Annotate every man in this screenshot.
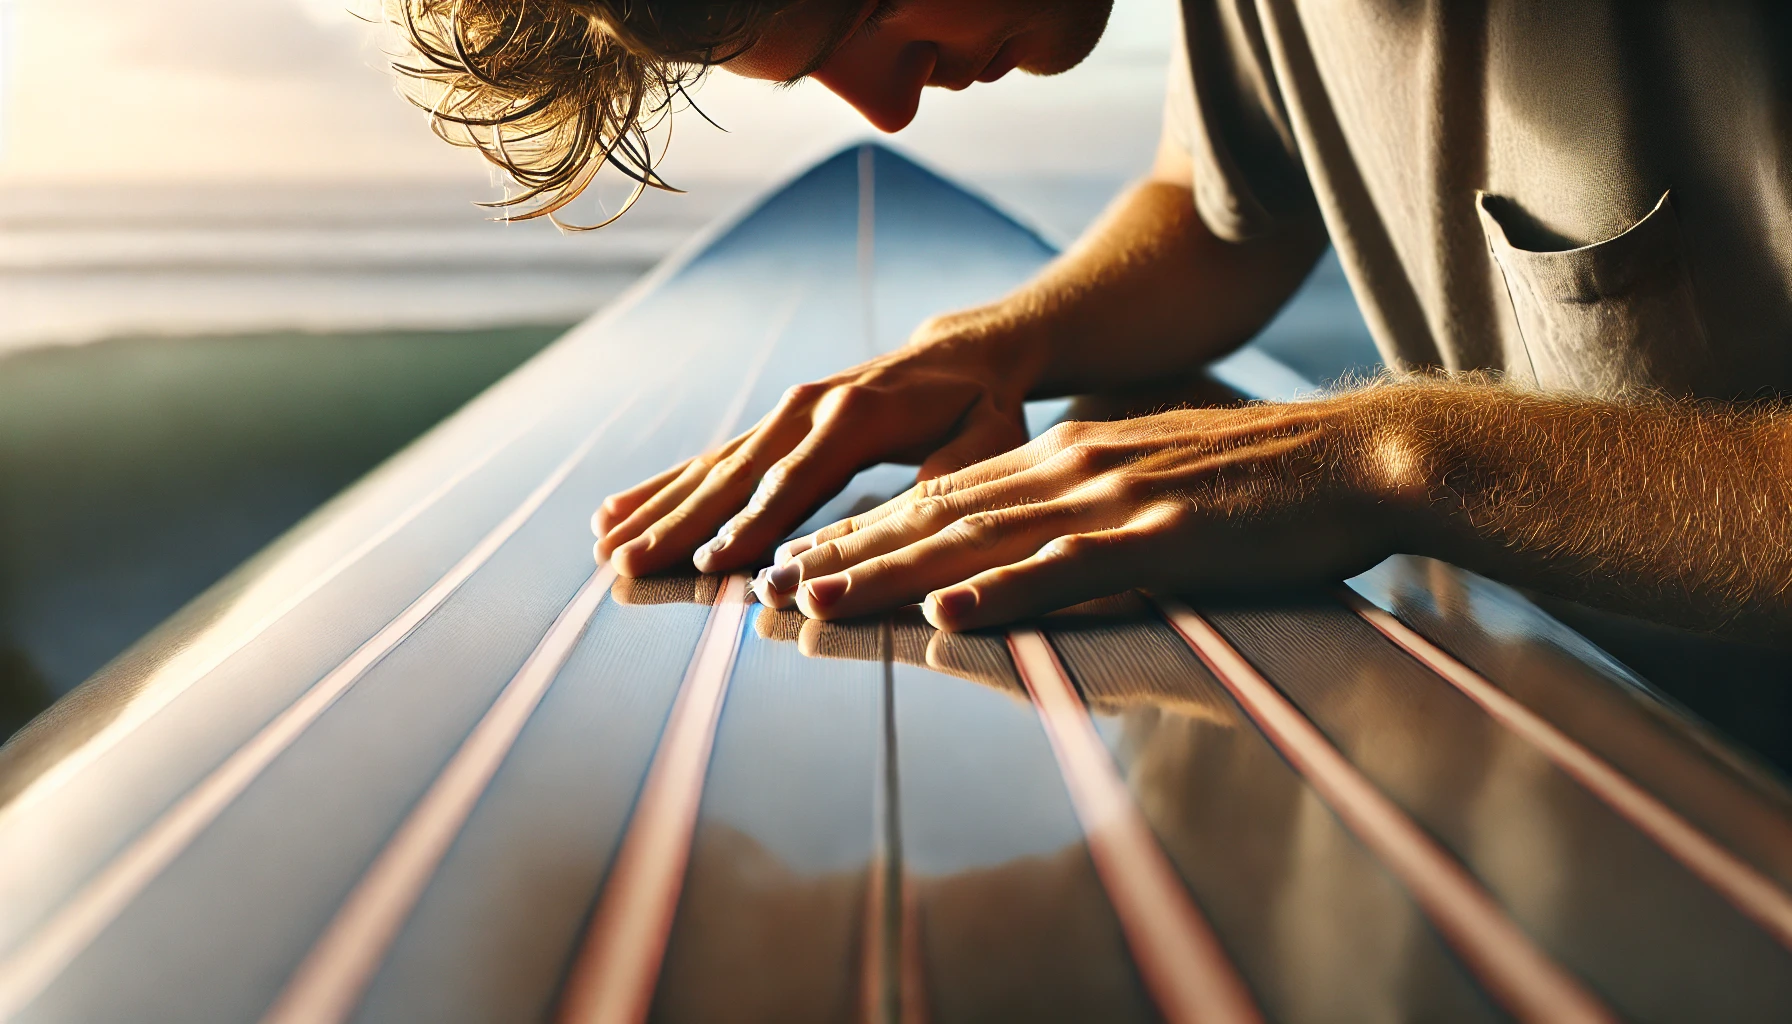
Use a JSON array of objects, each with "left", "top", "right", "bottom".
[{"left": 398, "top": 0, "right": 1791, "bottom": 645}]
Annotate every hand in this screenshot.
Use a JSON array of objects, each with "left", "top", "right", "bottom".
[
  {"left": 753, "top": 394, "right": 1415, "bottom": 630},
  {"left": 593, "top": 309, "right": 1041, "bottom": 577}
]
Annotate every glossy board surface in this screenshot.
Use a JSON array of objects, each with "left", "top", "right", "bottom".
[{"left": 1, "top": 146, "right": 1789, "bottom": 1022}]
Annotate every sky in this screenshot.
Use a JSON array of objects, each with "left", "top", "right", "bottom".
[{"left": 0, "top": 0, "right": 1179, "bottom": 186}]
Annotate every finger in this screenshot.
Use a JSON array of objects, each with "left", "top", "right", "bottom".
[
  {"left": 600, "top": 457, "right": 714, "bottom": 569},
  {"left": 607, "top": 409, "right": 811, "bottom": 574},
  {"left": 593, "top": 457, "right": 691, "bottom": 538},
  {"left": 769, "top": 419, "right": 1101, "bottom": 571},
  {"left": 753, "top": 564, "right": 798, "bottom": 609},
  {"left": 600, "top": 421, "right": 769, "bottom": 547},
  {"left": 770, "top": 497, "right": 899, "bottom": 570},
  {"left": 786, "top": 440, "right": 1127, "bottom": 588},
  {"left": 693, "top": 387, "right": 907, "bottom": 573},
  {"left": 921, "top": 506, "right": 1182, "bottom": 632},
  {"left": 794, "top": 492, "right": 1119, "bottom": 621},
  {"left": 767, "top": 494, "right": 891, "bottom": 569},
  {"left": 916, "top": 397, "right": 1028, "bottom": 480},
  {"left": 635, "top": 412, "right": 823, "bottom": 573},
  {"left": 760, "top": 500, "right": 884, "bottom": 606}
]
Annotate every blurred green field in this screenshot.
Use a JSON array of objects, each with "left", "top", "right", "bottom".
[{"left": 0, "top": 326, "right": 567, "bottom": 739}]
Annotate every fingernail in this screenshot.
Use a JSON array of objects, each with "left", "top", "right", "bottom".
[
  {"left": 775, "top": 536, "right": 815, "bottom": 563},
  {"left": 700, "top": 533, "right": 732, "bottom": 557},
  {"left": 927, "top": 587, "right": 978, "bottom": 623},
  {"left": 802, "top": 574, "right": 849, "bottom": 609},
  {"left": 615, "top": 537, "right": 649, "bottom": 561},
  {"left": 766, "top": 560, "right": 802, "bottom": 592}
]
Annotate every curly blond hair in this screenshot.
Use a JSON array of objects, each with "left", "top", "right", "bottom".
[{"left": 388, "top": 0, "right": 796, "bottom": 226}]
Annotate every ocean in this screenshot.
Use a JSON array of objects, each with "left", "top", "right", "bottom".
[{"left": 0, "top": 172, "right": 1374, "bottom": 358}]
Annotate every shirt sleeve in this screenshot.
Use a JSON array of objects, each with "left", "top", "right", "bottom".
[
  {"left": 1162, "top": 27, "right": 1200, "bottom": 159},
  {"left": 1163, "top": 0, "right": 1317, "bottom": 243}
]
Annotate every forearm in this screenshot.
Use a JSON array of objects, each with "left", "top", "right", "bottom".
[
  {"left": 912, "top": 142, "right": 1327, "bottom": 403},
  {"left": 1371, "top": 381, "right": 1792, "bottom": 642}
]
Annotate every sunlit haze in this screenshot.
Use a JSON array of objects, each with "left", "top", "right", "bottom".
[
  {"left": 0, "top": 0, "right": 1177, "bottom": 186},
  {"left": 0, "top": 0, "right": 1183, "bottom": 350}
]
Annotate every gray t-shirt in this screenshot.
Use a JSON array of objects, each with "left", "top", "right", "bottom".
[{"left": 1164, "top": 0, "right": 1792, "bottom": 399}]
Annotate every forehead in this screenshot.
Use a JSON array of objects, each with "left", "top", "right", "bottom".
[{"left": 726, "top": 0, "right": 866, "bottom": 82}]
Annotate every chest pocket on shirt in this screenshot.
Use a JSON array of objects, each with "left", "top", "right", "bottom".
[{"left": 1477, "top": 190, "right": 1710, "bottom": 397}]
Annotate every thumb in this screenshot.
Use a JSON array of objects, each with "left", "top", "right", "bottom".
[{"left": 917, "top": 397, "right": 1029, "bottom": 480}]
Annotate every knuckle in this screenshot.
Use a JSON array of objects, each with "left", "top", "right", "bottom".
[
  {"left": 1111, "top": 469, "right": 1155, "bottom": 504},
  {"left": 1040, "top": 533, "right": 1091, "bottom": 561},
  {"left": 916, "top": 474, "right": 960, "bottom": 500},
  {"left": 907, "top": 494, "right": 958, "bottom": 527},
  {"left": 1152, "top": 498, "right": 1198, "bottom": 532},
  {"left": 1041, "top": 420, "right": 1087, "bottom": 450},
  {"left": 758, "top": 459, "right": 792, "bottom": 491},
  {"left": 710, "top": 450, "right": 755, "bottom": 481},
  {"left": 945, "top": 511, "right": 1007, "bottom": 551},
  {"left": 743, "top": 463, "right": 789, "bottom": 513},
  {"left": 782, "top": 381, "right": 826, "bottom": 407},
  {"left": 1056, "top": 441, "right": 1110, "bottom": 473},
  {"left": 821, "top": 383, "right": 879, "bottom": 419},
  {"left": 806, "top": 538, "right": 845, "bottom": 567}
]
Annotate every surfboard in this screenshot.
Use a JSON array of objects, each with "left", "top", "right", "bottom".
[{"left": 1, "top": 144, "right": 1789, "bottom": 1023}]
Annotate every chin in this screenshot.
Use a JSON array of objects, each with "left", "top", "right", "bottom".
[{"left": 1022, "top": 0, "right": 1115, "bottom": 77}]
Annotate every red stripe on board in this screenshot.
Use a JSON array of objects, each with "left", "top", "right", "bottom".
[
  {"left": 1007, "top": 629, "right": 1263, "bottom": 1024},
  {"left": 1153, "top": 600, "right": 1613, "bottom": 1024},
  {"left": 898, "top": 872, "right": 926, "bottom": 1024},
  {"left": 1344, "top": 590, "right": 1792, "bottom": 952},
  {"left": 858, "top": 851, "right": 889, "bottom": 1024},
  {"left": 557, "top": 574, "right": 751, "bottom": 1024},
  {"left": 857, "top": 857, "right": 929, "bottom": 1024},
  {"left": 263, "top": 566, "right": 618, "bottom": 1024}
]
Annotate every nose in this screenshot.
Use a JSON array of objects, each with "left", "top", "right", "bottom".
[{"left": 812, "top": 38, "right": 939, "bottom": 133}]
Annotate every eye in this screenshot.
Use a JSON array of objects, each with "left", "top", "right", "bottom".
[{"left": 855, "top": 0, "right": 900, "bottom": 38}]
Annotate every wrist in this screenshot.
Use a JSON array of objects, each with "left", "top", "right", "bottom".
[
  {"left": 1328, "top": 383, "right": 1461, "bottom": 557},
  {"left": 903, "top": 298, "right": 1054, "bottom": 407}
]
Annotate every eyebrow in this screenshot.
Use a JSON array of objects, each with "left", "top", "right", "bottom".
[{"left": 780, "top": 0, "right": 878, "bottom": 84}]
